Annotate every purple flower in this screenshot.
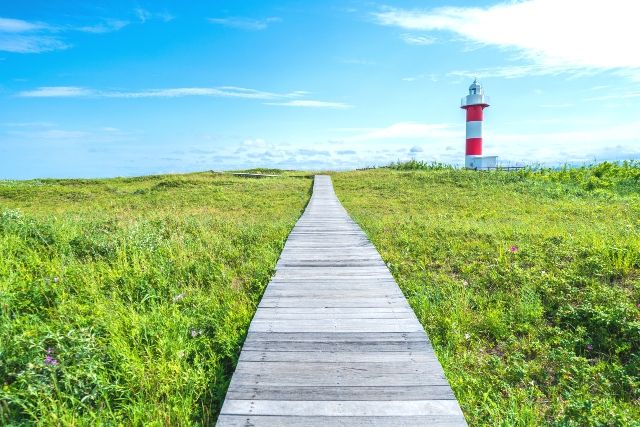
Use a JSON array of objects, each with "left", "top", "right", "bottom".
[
  {"left": 637, "top": 303, "right": 640, "bottom": 309},
  {"left": 510, "top": 246, "right": 519, "bottom": 253},
  {"left": 586, "top": 344, "right": 593, "bottom": 351},
  {"left": 44, "top": 355, "right": 59, "bottom": 365}
]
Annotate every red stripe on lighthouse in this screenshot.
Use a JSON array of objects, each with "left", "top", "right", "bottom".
[
  {"left": 465, "top": 105, "right": 483, "bottom": 121},
  {"left": 466, "top": 138, "right": 482, "bottom": 156}
]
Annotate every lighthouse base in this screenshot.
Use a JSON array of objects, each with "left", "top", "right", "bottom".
[{"left": 466, "top": 155, "right": 498, "bottom": 170}]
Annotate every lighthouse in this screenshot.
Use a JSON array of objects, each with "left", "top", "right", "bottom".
[{"left": 461, "top": 79, "right": 497, "bottom": 169}]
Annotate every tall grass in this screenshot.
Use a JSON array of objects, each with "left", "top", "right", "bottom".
[
  {"left": 333, "top": 163, "right": 640, "bottom": 426},
  {"left": 0, "top": 172, "right": 311, "bottom": 425}
]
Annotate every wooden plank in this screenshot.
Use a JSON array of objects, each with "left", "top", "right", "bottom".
[
  {"left": 221, "top": 400, "right": 465, "bottom": 417},
  {"left": 240, "top": 341, "right": 432, "bottom": 353},
  {"left": 216, "top": 175, "right": 466, "bottom": 426},
  {"left": 244, "top": 332, "right": 430, "bottom": 342},
  {"left": 248, "top": 322, "right": 424, "bottom": 333},
  {"left": 228, "top": 373, "right": 449, "bottom": 387},
  {"left": 224, "top": 385, "right": 456, "bottom": 401},
  {"left": 232, "top": 361, "right": 446, "bottom": 375},
  {"left": 238, "top": 351, "right": 434, "bottom": 363},
  {"left": 217, "top": 415, "right": 465, "bottom": 427}
]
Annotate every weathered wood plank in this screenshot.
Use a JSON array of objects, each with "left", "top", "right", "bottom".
[
  {"left": 216, "top": 175, "right": 466, "bottom": 426},
  {"left": 217, "top": 415, "right": 464, "bottom": 427},
  {"left": 221, "top": 400, "right": 465, "bottom": 417},
  {"left": 225, "top": 385, "right": 456, "bottom": 401},
  {"left": 238, "top": 350, "right": 434, "bottom": 363},
  {"left": 244, "top": 332, "right": 429, "bottom": 342},
  {"left": 232, "top": 361, "right": 446, "bottom": 375},
  {"left": 228, "top": 372, "right": 449, "bottom": 387},
  {"left": 240, "top": 341, "right": 432, "bottom": 353}
]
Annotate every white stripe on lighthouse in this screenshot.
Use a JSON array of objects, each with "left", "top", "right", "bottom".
[{"left": 466, "top": 121, "right": 483, "bottom": 139}]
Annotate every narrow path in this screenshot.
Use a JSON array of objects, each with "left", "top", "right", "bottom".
[{"left": 217, "top": 175, "right": 467, "bottom": 426}]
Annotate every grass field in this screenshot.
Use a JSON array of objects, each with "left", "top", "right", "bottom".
[
  {"left": 2, "top": 163, "right": 639, "bottom": 426},
  {"left": 0, "top": 171, "right": 311, "bottom": 425},
  {"left": 333, "top": 162, "right": 640, "bottom": 426}
]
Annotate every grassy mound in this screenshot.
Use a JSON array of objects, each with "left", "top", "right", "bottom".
[
  {"left": 333, "top": 163, "right": 640, "bottom": 426},
  {"left": 0, "top": 172, "right": 311, "bottom": 425}
]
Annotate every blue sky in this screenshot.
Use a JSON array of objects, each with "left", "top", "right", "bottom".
[{"left": 1, "top": 0, "right": 639, "bottom": 178}]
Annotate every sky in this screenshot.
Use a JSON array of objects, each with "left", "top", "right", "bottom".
[{"left": 1, "top": 0, "right": 639, "bottom": 179}]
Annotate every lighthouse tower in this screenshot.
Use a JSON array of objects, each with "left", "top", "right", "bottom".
[{"left": 461, "top": 79, "right": 497, "bottom": 169}]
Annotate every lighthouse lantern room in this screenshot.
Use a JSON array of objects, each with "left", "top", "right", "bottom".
[{"left": 461, "top": 79, "right": 497, "bottom": 169}]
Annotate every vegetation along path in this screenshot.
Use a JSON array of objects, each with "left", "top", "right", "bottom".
[{"left": 218, "top": 175, "right": 467, "bottom": 426}]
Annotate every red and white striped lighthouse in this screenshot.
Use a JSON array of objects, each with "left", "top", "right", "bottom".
[{"left": 461, "top": 79, "right": 494, "bottom": 169}]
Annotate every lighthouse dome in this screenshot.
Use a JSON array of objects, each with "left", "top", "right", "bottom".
[{"left": 469, "top": 79, "right": 483, "bottom": 95}]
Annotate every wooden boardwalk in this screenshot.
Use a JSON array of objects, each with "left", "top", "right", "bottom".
[{"left": 217, "top": 175, "right": 467, "bottom": 426}]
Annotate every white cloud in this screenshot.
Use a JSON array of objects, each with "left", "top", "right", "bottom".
[
  {"left": 1, "top": 122, "right": 137, "bottom": 143},
  {"left": 0, "top": 17, "right": 48, "bottom": 32},
  {"left": 586, "top": 91, "right": 640, "bottom": 102},
  {"left": 19, "top": 86, "right": 92, "bottom": 97},
  {"left": 375, "top": 0, "right": 640, "bottom": 76},
  {"left": 135, "top": 8, "right": 152, "bottom": 23},
  {"left": 0, "top": 35, "right": 69, "bottom": 53},
  {"left": 267, "top": 100, "right": 352, "bottom": 109},
  {"left": 17, "top": 86, "right": 351, "bottom": 109},
  {"left": 208, "top": 17, "right": 281, "bottom": 31},
  {"left": 77, "top": 20, "right": 129, "bottom": 34},
  {"left": 18, "top": 86, "right": 307, "bottom": 100},
  {"left": 401, "top": 33, "right": 435, "bottom": 45},
  {"left": 402, "top": 73, "right": 439, "bottom": 82},
  {"left": 0, "top": 14, "right": 132, "bottom": 54},
  {"left": 343, "top": 122, "right": 461, "bottom": 142},
  {"left": 134, "top": 8, "right": 174, "bottom": 24},
  {"left": 448, "top": 65, "right": 568, "bottom": 80},
  {"left": 0, "top": 17, "right": 66, "bottom": 53}
]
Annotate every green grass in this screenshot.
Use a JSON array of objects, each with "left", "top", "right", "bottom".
[
  {"left": 332, "top": 162, "right": 640, "bottom": 426},
  {"left": 0, "top": 172, "right": 311, "bottom": 425},
  {"left": 3, "top": 162, "right": 640, "bottom": 425}
]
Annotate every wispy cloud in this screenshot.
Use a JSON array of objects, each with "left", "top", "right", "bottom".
[
  {"left": 0, "top": 17, "right": 67, "bottom": 53},
  {"left": 135, "top": 8, "right": 152, "bottom": 23},
  {"left": 374, "top": 0, "right": 640, "bottom": 78},
  {"left": 0, "top": 17, "right": 49, "bottom": 32},
  {"left": 342, "top": 122, "right": 460, "bottom": 142},
  {"left": 400, "top": 33, "right": 435, "bottom": 45},
  {"left": 18, "top": 85, "right": 313, "bottom": 101},
  {"left": 134, "top": 8, "right": 174, "bottom": 24},
  {"left": 266, "top": 100, "right": 352, "bottom": 109},
  {"left": 585, "top": 91, "right": 640, "bottom": 102},
  {"left": 208, "top": 17, "right": 281, "bottom": 31},
  {"left": 402, "top": 73, "right": 438, "bottom": 82},
  {"left": 448, "top": 65, "right": 571, "bottom": 80},
  {"left": 77, "top": 19, "right": 129, "bottom": 34},
  {"left": 1, "top": 122, "right": 136, "bottom": 143},
  {"left": 0, "top": 9, "right": 169, "bottom": 54},
  {"left": 19, "top": 86, "right": 94, "bottom": 97},
  {"left": 0, "top": 35, "right": 69, "bottom": 53}
]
